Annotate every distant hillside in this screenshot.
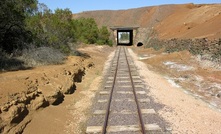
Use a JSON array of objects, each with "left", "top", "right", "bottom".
[{"left": 73, "top": 3, "right": 221, "bottom": 39}]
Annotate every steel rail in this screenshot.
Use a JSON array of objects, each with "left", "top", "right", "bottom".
[
  {"left": 102, "top": 47, "right": 121, "bottom": 134},
  {"left": 123, "top": 47, "right": 146, "bottom": 134}
]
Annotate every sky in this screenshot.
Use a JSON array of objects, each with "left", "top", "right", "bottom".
[{"left": 38, "top": 0, "right": 221, "bottom": 13}]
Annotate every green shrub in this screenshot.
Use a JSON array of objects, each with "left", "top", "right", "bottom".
[
  {"left": 0, "top": 0, "right": 37, "bottom": 53},
  {"left": 72, "top": 18, "right": 112, "bottom": 45},
  {"left": 1, "top": 0, "right": 113, "bottom": 70},
  {"left": 26, "top": 8, "right": 73, "bottom": 53}
]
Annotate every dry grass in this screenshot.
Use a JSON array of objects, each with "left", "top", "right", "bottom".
[
  {"left": 18, "top": 47, "right": 66, "bottom": 67},
  {"left": 0, "top": 47, "right": 66, "bottom": 72}
]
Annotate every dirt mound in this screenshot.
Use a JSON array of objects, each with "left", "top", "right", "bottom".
[{"left": 73, "top": 3, "right": 221, "bottom": 39}]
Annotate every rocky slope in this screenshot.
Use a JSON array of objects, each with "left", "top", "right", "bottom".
[{"left": 73, "top": 3, "right": 221, "bottom": 39}]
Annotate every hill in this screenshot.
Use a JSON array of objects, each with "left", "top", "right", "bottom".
[{"left": 73, "top": 3, "right": 221, "bottom": 39}]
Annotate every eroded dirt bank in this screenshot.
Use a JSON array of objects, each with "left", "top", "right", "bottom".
[
  {"left": 0, "top": 45, "right": 114, "bottom": 134},
  {"left": 1, "top": 45, "right": 221, "bottom": 134},
  {"left": 22, "top": 46, "right": 114, "bottom": 134},
  {"left": 130, "top": 47, "right": 221, "bottom": 133}
]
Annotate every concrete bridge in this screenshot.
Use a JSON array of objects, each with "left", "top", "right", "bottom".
[{"left": 110, "top": 26, "right": 139, "bottom": 46}]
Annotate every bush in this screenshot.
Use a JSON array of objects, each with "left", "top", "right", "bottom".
[
  {"left": 0, "top": 0, "right": 37, "bottom": 53},
  {"left": 71, "top": 18, "right": 112, "bottom": 45},
  {"left": 1, "top": 1, "right": 113, "bottom": 71},
  {"left": 18, "top": 47, "right": 65, "bottom": 67},
  {"left": 26, "top": 8, "right": 73, "bottom": 54}
]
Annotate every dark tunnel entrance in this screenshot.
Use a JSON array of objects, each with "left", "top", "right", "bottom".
[
  {"left": 110, "top": 26, "right": 139, "bottom": 46},
  {"left": 137, "top": 42, "right": 143, "bottom": 47},
  {"left": 117, "top": 30, "right": 133, "bottom": 46}
]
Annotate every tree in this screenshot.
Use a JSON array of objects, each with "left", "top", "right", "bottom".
[
  {"left": 26, "top": 7, "right": 73, "bottom": 53},
  {"left": 72, "top": 18, "right": 99, "bottom": 44},
  {"left": 97, "top": 26, "right": 111, "bottom": 45},
  {"left": 1, "top": 0, "right": 112, "bottom": 55},
  {"left": 0, "top": 0, "right": 37, "bottom": 53}
]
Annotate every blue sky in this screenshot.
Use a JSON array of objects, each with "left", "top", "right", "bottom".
[{"left": 38, "top": 0, "right": 221, "bottom": 13}]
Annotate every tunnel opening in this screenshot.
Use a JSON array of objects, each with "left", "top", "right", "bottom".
[
  {"left": 110, "top": 26, "right": 139, "bottom": 46},
  {"left": 117, "top": 30, "right": 133, "bottom": 46},
  {"left": 137, "top": 42, "right": 143, "bottom": 47}
]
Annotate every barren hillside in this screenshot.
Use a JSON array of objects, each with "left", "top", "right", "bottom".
[{"left": 73, "top": 3, "right": 221, "bottom": 39}]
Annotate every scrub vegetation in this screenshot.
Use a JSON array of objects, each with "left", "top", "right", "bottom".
[{"left": 0, "top": 0, "right": 112, "bottom": 71}]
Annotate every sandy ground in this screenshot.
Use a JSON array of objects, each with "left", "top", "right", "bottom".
[
  {"left": 22, "top": 46, "right": 114, "bottom": 134},
  {"left": 1, "top": 46, "right": 221, "bottom": 133},
  {"left": 129, "top": 47, "right": 221, "bottom": 134}
]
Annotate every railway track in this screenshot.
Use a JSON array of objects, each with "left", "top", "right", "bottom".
[{"left": 87, "top": 46, "right": 168, "bottom": 134}]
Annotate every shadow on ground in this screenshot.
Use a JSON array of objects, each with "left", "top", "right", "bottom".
[{"left": 0, "top": 57, "right": 33, "bottom": 72}]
